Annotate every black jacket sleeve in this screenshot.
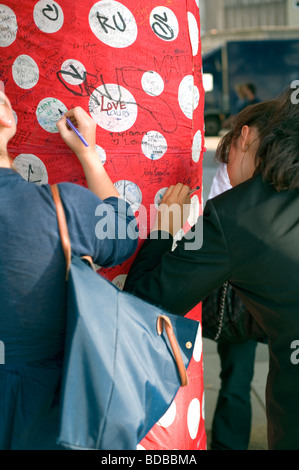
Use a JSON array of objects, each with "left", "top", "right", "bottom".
[{"left": 124, "top": 200, "right": 232, "bottom": 316}]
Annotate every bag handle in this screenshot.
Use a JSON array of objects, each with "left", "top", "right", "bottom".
[
  {"left": 157, "top": 315, "right": 189, "bottom": 387},
  {"left": 51, "top": 184, "right": 94, "bottom": 279},
  {"left": 51, "top": 184, "right": 71, "bottom": 279}
]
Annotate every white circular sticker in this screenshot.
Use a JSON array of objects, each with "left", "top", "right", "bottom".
[
  {"left": 60, "top": 59, "right": 86, "bottom": 85},
  {"left": 187, "top": 398, "right": 201, "bottom": 440},
  {"left": 114, "top": 180, "right": 142, "bottom": 213},
  {"left": 89, "top": 1, "right": 137, "bottom": 48},
  {"left": 95, "top": 144, "right": 107, "bottom": 165},
  {"left": 136, "top": 444, "right": 146, "bottom": 450},
  {"left": 157, "top": 401, "right": 176, "bottom": 428},
  {"left": 188, "top": 12, "right": 199, "bottom": 56},
  {"left": 192, "top": 324, "right": 202, "bottom": 362},
  {"left": 36, "top": 97, "right": 67, "bottom": 133},
  {"left": 141, "top": 131, "right": 167, "bottom": 160},
  {"left": 192, "top": 130, "right": 202, "bottom": 163},
  {"left": 154, "top": 187, "right": 168, "bottom": 209},
  {"left": 34, "top": 0, "right": 64, "bottom": 33},
  {"left": 89, "top": 84, "right": 137, "bottom": 132},
  {"left": 14, "top": 154, "right": 48, "bottom": 185},
  {"left": 12, "top": 109, "right": 18, "bottom": 125},
  {"left": 0, "top": 5, "right": 18, "bottom": 47},
  {"left": 150, "top": 7, "right": 179, "bottom": 42},
  {"left": 178, "top": 75, "right": 199, "bottom": 120},
  {"left": 12, "top": 55, "right": 39, "bottom": 89},
  {"left": 188, "top": 194, "right": 200, "bottom": 227},
  {"left": 141, "top": 71, "right": 164, "bottom": 96}
]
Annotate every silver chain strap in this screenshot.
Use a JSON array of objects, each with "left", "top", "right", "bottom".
[{"left": 214, "top": 281, "right": 229, "bottom": 341}]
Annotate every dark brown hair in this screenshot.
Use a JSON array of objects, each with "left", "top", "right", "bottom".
[{"left": 215, "top": 87, "right": 299, "bottom": 191}]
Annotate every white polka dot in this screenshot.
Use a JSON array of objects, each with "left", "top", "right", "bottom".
[
  {"left": 202, "top": 392, "right": 205, "bottom": 421},
  {"left": 136, "top": 444, "right": 146, "bottom": 450},
  {"left": 187, "top": 12, "right": 199, "bottom": 56},
  {"left": 187, "top": 398, "right": 200, "bottom": 439},
  {"left": 141, "top": 71, "right": 164, "bottom": 96},
  {"left": 112, "top": 274, "right": 127, "bottom": 291},
  {"left": 95, "top": 145, "right": 106, "bottom": 165},
  {"left": 12, "top": 109, "right": 18, "bottom": 125},
  {"left": 14, "top": 154, "right": 48, "bottom": 185},
  {"left": 192, "top": 323, "right": 202, "bottom": 362},
  {"left": 178, "top": 75, "right": 199, "bottom": 120},
  {"left": 154, "top": 187, "right": 168, "bottom": 209},
  {"left": 34, "top": 0, "right": 64, "bottom": 33},
  {"left": 0, "top": 5, "right": 17, "bottom": 46},
  {"left": 157, "top": 400, "right": 176, "bottom": 428},
  {"left": 192, "top": 130, "right": 202, "bottom": 163},
  {"left": 36, "top": 97, "right": 67, "bottom": 133},
  {"left": 141, "top": 131, "right": 167, "bottom": 160},
  {"left": 12, "top": 55, "right": 39, "bottom": 89},
  {"left": 89, "top": 84, "right": 137, "bottom": 132},
  {"left": 150, "top": 7, "right": 179, "bottom": 42},
  {"left": 60, "top": 59, "right": 86, "bottom": 85},
  {"left": 188, "top": 194, "right": 200, "bottom": 227},
  {"left": 114, "top": 180, "right": 142, "bottom": 212},
  {"left": 89, "top": 1, "right": 137, "bottom": 48},
  {"left": 172, "top": 228, "right": 185, "bottom": 251}
]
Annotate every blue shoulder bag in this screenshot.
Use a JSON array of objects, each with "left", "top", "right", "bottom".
[{"left": 51, "top": 184, "right": 199, "bottom": 450}]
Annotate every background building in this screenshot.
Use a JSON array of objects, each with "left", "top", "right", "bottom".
[{"left": 200, "top": 0, "right": 299, "bottom": 52}]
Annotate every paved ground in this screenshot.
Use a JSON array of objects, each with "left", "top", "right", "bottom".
[{"left": 202, "top": 137, "right": 269, "bottom": 450}]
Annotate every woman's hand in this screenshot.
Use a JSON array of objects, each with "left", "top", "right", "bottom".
[
  {"left": 56, "top": 107, "right": 96, "bottom": 159},
  {"left": 152, "top": 183, "right": 191, "bottom": 236},
  {"left": 57, "top": 107, "right": 119, "bottom": 200}
]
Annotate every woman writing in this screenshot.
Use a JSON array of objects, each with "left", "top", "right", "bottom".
[
  {"left": 124, "top": 87, "right": 299, "bottom": 450},
  {"left": 0, "top": 94, "right": 137, "bottom": 449}
]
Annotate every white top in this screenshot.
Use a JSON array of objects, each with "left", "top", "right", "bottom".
[{"left": 208, "top": 163, "right": 232, "bottom": 200}]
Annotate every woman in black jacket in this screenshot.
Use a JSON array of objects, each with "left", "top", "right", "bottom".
[{"left": 124, "top": 86, "right": 299, "bottom": 450}]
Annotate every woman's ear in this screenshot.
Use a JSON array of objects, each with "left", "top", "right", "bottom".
[{"left": 240, "top": 125, "right": 250, "bottom": 152}]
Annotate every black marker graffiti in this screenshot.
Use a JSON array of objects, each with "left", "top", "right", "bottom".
[
  {"left": 56, "top": 65, "right": 178, "bottom": 133},
  {"left": 151, "top": 12, "right": 174, "bottom": 41},
  {"left": 27, "top": 164, "right": 41, "bottom": 184},
  {"left": 42, "top": 4, "right": 59, "bottom": 21},
  {"left": 56, "top": 65, "right": 99, "bottom": 97},
  {"left": 96, "top": 11, "right": 126, "bottom": 33}
]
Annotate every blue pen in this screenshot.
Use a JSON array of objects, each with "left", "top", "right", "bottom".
[{"left": 58, "top": 109, "right": 89, "bottom": 147}]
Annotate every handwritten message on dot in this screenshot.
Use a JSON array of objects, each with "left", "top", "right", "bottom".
[
  {"left": 141, "top": 131, "right": 167, "bottom": 160},
  {"left": 89, "top": 84, "right": 137, "bottom": 132},
  {"left": 34, "top": 0, "right": 64, "bottom": 33},
  {"left": 0, "top": 5, "right": 18, "bottom": 46},
  {"left": 141, "top": 71, "right": 164, "bottom": 96},
  {"left": 12, "top": 55, "right": 39, "bottom": 89},
  {"left": 150, "top": 7, "right": 179, "bottom": 42},
  {"left": 89, "top": 1, "right": 137, "bottom": 48},
  {"left": 114, "top": 180, "right": 142, "bottom": 212},
  {"left": 60, "top": 59, "right": 86, "bottom": 85},
  {"left": 36, "top": 97, "right": 67, "bottom": 133},
  {"left": 14, "top": 153, "right": 48, "bottom": 185},
  {"left": 178, "top": 75, "right": 199, "bottom": 119}
]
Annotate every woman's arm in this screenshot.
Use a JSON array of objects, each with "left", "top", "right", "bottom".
[
  {"left": 56, "top": 107, "right": 120, "bottom": 201},
  {"left": 124, "top": 196, "right": 231, "bottom": 316}
]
